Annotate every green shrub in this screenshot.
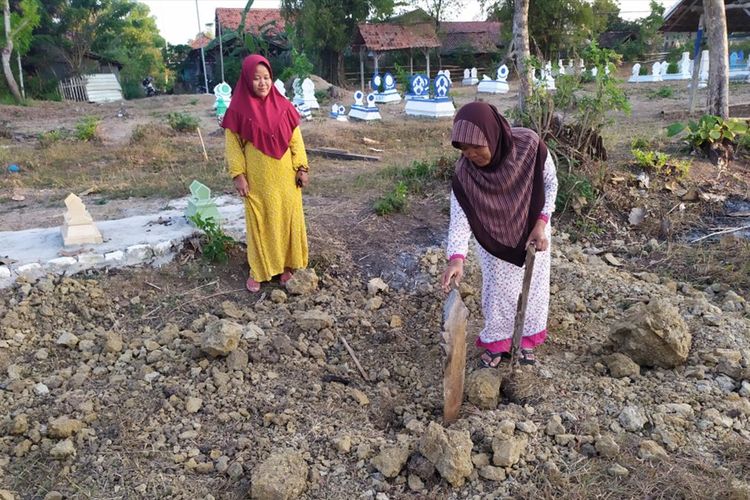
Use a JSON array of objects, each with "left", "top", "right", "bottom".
[
  {"left": 666, "top": 61, "right": 679, "bottom": 74},
  {"left": 74, "top": 116, "right": 100, "bottom": 141},
  {"left": 374, "top": 181, "right": 408, "bottom": 215},
  {"left": 639, "top": 65, "right": 649, "bottom": 75},
  {"left": 189, "top": 213, "right": 237, "bottom": 264},
  {"left": 38, "top": 129, "right": 66, "bottom": 148},
  {"left": 555, "top": 171, "right": 596, "bottom": 214},
  {"left": 167, "top": 112, "right": 199, "bottom": 132},
  {"left": 647, "top": 87, "right": 674, "bottom": 99},
  {"left": 632, "top": 148, "right": 691, "bottom": 178},
  {"left": 667, "top": 115, "right": 749, "bottom": 150}
]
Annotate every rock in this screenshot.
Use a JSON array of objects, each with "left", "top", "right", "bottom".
[
  {"left": 407, "top": 474, "right": 424, "bottom": 492},
  {"left": 48, "top": 416, "right": 83, "bottom": 438},
  {"left": 349, "top": 388, "right": 369, "bottom": 406},
  {"left": 104, "top": 331, "right": 123, "bottom": 353},
  {"left": 371, "top": 444, "right": 410, "bottom": 478},
  {"left": 0, "top": 491, "right": 15, "bottom": 500},
  {"left": 220, "top": 300, "right": 244, "bottom": 319},
  {"left": 607, "top": 464, "right": 629, "bottom": 477},
  {"left": 595, "top": 435, "right": 620, "bottom": 458},
  {"left": 50, "top": 439, "right": 76, "bottom": 459},
  {"left": 740, "top": 381, "right": 750, "bottom": 398},
  {"left": 516, "top": 421, "right": 538, "bottom": 434},
  {"left": 43, "top": 492, "right": 63, "bottom": 500},
  {"left": 604, "top": 353, "right": 640, "bottom": 378},
  {"left": 715, "top": 349, "right": 744, "bottom": 380},
  {"left": 227, "top": 462, "right": 244, "bottom": 481},
  {"left": 366, "top": 296, "right": 383, "bottom": 311},
  {"left": 618, "top": 406, "right": 647, "bottom": 432},
  {"left": 201, "top": 319, "right": 241, "bottom": 357},
  {"left": 492, "top": 435, "right": 527, "bottom": 467},
  {"left": 407, "top": 453, "right": 435, "bottom": 481},
  {"left": 185, "top": 397, "right": 203, "bottom": 414},
  {"left": 472, "top": 453, "right": 490, "bottom": 467},
  {"left": 270, "top": 289, "right": 287, "bottom": 304},
  {"left": 478, "top": 465, "right": 506, "bottom": 482},
  {"left": 546, "top": 415, "right": 565, "bottom": 436},
  {"left": 418, "top": 422, "right": 473, "bottom": 487},
  {"left": 55, "top": 331, "right": 79, "bottom": 348},
  {"left": 389, "top": 315, "right": 403, "bottom": 328},
  {"left": 610, "top": 299, "right": 691, "bottom": 368},
  {"left": 33, "top": 383, "right": 48, "bottom": 396},
  {"left": 9, "top": 414, "right": 28, "bottom": 435},
  {"left": 603, "top": 253, "right": 622, "bottom": 267},
  {"left": 638, "top": 440, "right": 668, "bottom": 461},
  {"left": 333, "top": 435, "right": 351, "bottom": 453},
  {"left": 285, "top": 269, "right": 318, "bottom": 295},
  {"left": 367, "top": 278, "right": 389, "bottom": 296},
  {"left": 226, "top": 348, "right": 249, "bottom": 371},
  {"left": 295, "top": 310, "right": 334, "bottom": 331},
  {"left": 250, "top": 450, "right": 308, "bottom": 500},
  {"left": 465, "top": 369, "right": 501, "bottom": 409}
]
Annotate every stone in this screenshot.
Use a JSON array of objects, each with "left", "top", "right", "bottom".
[
  {"left": 389, "top": 315, "right": 403, "bottom": 328},
  {"left": 546, "top": 415, "right": 565, "bottom": 436},
  {"left": 10, "top": 415, "right": 29, "bottom": 435},
  {"left": 104, "top": 331, "right": 123, "bottom": 353},
  {"left": 492, "top": 435, "right": 528, "bottom": 467},
  {"left": 367, "top": 278, "right": 389, "bottom": 296},
  {"left": 185, "top": 180, "right": 220, "bottom": 223},
  {"left": 296, "top": 310, "right": 334, "bottom": 331},
  {"left": 125, "top": 244, "right": 153, "bottom": 263},
  {"left": 200, "top": 319, "right": 241, "bottom": 357},
  {"left": 619, "top": 406, "right": 647, "bottom": 432},
  {"left": 516, "top": 421, "right": 538, "bottom": 434},
  {"left": 371, "top": 444, "right": 410, "bottom": 478},
  {"left": 366, "top": 296, "right": 383, "bottom": 311},
  {"left": 608, "top": 464, "right": 629, "bottom": 477},
  {"left": 285, "top": 268, "right": 318, "bottom": 295},
  {"left": 333, "top": 435, "right": 352, "bottom": 453},
  {"left": 250, "top": 450, "right": 308, "bottom": 500},
  {"left": 55, "top": 331, "right": 79, "bottom": 348},
  {"left": 226, "top": 348, "right": 248, "bottom": 371},
  {"left": 407, "top": 474, "right": 424, "bottom": 492},
  {"left": 466, "top": 369, "right": 501, "bottom": 409},
  {"left": 48, "top": 416, "right": 83, "bottom": 438},
  {"left": 471, "top": 453, "right": 490, "bottom": 467},
  {"left": 638, "top": 440, "right": 668, "bottom": 461},
  {"left": 595, "top": 435, "right": 620, "bottom": 458},
  {"left": 418, "top": 422, "right": 473, "bottom": 487},
  {"left": 33, "top": 383, "right": 49, "bottom": 396},
  {"left": 610, "top": 299, "right": 691, "bottom": 368},
  {"left": 349, "top": 388, "right": 369, "bottom": 406},
  {"left": 0, "top": 491, "right": 15, "bottom": 500},
  {"left": 478, "top": 465, "right": 506, "bottom": 482},
  {"left": 46, "top": 257, "right": 77, "bottom": 271},
  {"left": 227, "top": 461, "right": 244, "bottom": 481},
  {"left": 43, "top": 492, "right": 63, "bottom": 500},
  {"left": 61, "top": 193, "right": 103, "bottom": 246},
  {"left": 604, "top": 353, "right": 640, "bottom": 378},
  {"left": 104, "top": 250, "right": 125, "bottom": 265},
  {"left": 271, "top": 289, "right": 287, "bottom": 304},
  {"left": 186, "top": 397, "right": 203, "bottom": 414},
  {"left": 50, "top": 439, "right": 76, "bottom": 459},
  {"left": 221, "top": 300, "right": 244, "bottom": 319}
]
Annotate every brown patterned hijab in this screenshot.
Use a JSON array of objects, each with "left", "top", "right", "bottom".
[{"left": 451, "top": 102, "right": 547, "bottom": 267}]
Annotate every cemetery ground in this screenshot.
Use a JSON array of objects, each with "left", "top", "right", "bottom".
[{"left": 0, "top": 78, "right": 749, "bottom": 499}]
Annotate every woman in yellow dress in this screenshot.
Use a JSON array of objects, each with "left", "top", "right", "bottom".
[{"left": 222, "top": 55, "right": 310, "bottom": 293}]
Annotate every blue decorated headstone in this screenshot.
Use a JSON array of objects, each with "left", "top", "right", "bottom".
[
  {"left": 434, "top": 74, "right": 451, "bottom": 99},
  {"left": 383, "top": 72, "right": 397, "bottom": 91},
  {"left": 404, "top": 74, "right": 454, "bottom": 118},
  {"left": 496, "top": 65, "right": 509, "bottom": 82},
  {"left": 410, "top": 74, "right": 430, "bottom": 98},
  {"left": 348, "top": 91, "right": 381, "bottom": 121},
  {"left": 370, "top": 73, "right": 383, "bottom": 93},
  {"left": 353, "top": 90, "right": 364, "bottom": 106}
]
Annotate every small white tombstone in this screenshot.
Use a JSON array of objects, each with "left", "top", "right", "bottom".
[
  {"left": 61, "top": 194, "right": 102, "bottom": 246},
  {"left": 648, "top": 62, "right": 663, "bottom": 82},
  {"left": 471, "top": 67, "right": 478, "bottom": 79},
  {"left": 300, "top": 78, "right": 319, "bottom": 109},
  {"left": 699, "top": 50, "right": 709, "bottom": 87},
  {"left": 629, "top": 63, "right": 641, "bottom": 83},
  {"left": 591, "top": 67, "right": 598, "bottom": 77},
  {"left": 213, "top": 82, "right": 232, "bottom": 109},
  {"left": 292, "top": 78, "right": 303, "bottom": 104},
  {"left": 374, "top": 72, "right": 401, "bottom": 103},
  {"left": 660, "top": 61, "right": 669, "bottom": 78},
  {"left": 274, "top": 79, "right": 287, "bottom": 98},
  {"left": 295, "top": 103, "right": 312, "bottom": 121},
  {"left": 478, "top": 65, "right": 509, "bottom": 94},
  {"left": 543, "top": 66, "right": 556, "bottom": 91},
  {"left": 679, "top": 52, "right": 691, "bottom": 78},
  {"left": 348, "top": 91, "right": 381, "bottom": 121},
  {"left": 329, "top": 103, "right": 348, "bottom": 122},
  {"left": 462, "top": 67, "right": 479, "bottom": 86},
  {"left": 558, "top": 59, "right": 566, "bottom": 76}
]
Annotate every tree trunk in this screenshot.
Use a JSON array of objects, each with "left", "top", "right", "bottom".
[
  {"left": 703, "top": 0, "right": 729, "bottom": 118},
  {"left": 512, "top": 0, "right": 532, "bottom": 112},
  {"left": 2, "top": 0, "right": 22, "bottom": 102}
]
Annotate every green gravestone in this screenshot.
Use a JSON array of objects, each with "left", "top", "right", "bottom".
[
  {"left": 185, "top": 180, "right": 221, "bottom": 223},
  {"left": 216, "top": 96, "right": 228, "bottom": 118}
]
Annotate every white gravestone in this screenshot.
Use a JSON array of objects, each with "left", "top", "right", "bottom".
[
  {"left": 329, "top": 103, "right": 348, "bottom": 121},
  {"left": 558, "top": 59, "right": 565, "bottom": 76},
  {"left": 629, "top": 63, "right": 641, "bottom": 83},
  {"left": 374, "top": 72, "right": 401, "bottom": 103},
  {"left": 699, "top": 50, "right": 709, "bottom": 87},
  {"left": 61, "top": 193, "right": 103, "bottom": 246},
  {"left": 301, "top": 78, "right": 319, "bottom": 109},
  {"left": 274, "top": 79, "right": 287, "bottom": 98},
  {"left": 477, "top": 65, "right": 509, "bottom": 94},
  {"left": 680, "top": 52, "right": 691, "bottom": 79},
  {"left": 405, "top": 73, "right": 455, "bottom": 118},
  {"left": 348, "top": 90, "right": 381, "bottom": 121}
]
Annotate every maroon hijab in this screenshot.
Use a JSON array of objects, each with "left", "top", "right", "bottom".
[
  {"left": 222, "top": 54, "right": 300, "bottom": 160},
  {"left": 451, "top": 102, "right": 547, "bottom": 267}
]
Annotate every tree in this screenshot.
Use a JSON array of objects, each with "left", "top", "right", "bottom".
[
  {"left": 1, "top": 0, "right": 39, "bottom": 102},
  {"left": 511, "top": 0, "right": 531, "bottom": 111},
  {"left": 612, "top": 1, "right": 664, "bottom": 61},
  {"left": 419, "top": 0, "right": 465, "bottom": 29},
  {"left": 703, "top": 0, "right": 728, "bottom": 118},
  {"left": 281, "top": 0, "right": 395, "bottom": 85}
]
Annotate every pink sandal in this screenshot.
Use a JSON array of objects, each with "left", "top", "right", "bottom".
[
  {"left": 246, "top": 277, "right": 261, "bottom": 293},
  {"left": 279, "top": 269, "right": 293, "bottom": 286}
]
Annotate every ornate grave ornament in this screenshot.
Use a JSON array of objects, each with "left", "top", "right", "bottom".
[
  {"left": 496, "top": 65, "right": 509, "bottom": 82},
  {"left": 699, "top": 50, "right": 709, "bottom": 87},
  {"left": 348, "top": 91, "right": 381, "bottom": 121},
  {"left": 374, "top": 72, "right": 401, "bottom": 103},
  {"left": 292, "top": 78, "right": 303, "bottom": 102},
  {"left": 274, "top": 79, "right": 287, "bottom": 98},
  {"left": 404, "top": 74, "right": 455, "bottom": 118},
  {"left": 462, "top": 68, "right": 478, "bottom": 86},
  {"left": 651, "top": 61, "right": 663, "bottom": 82},
  {"left": 384, "top": 73, "right": 397, "bottom": 91},
  {"left": 185, "top": 180, "right": 220, "bottom": 224},
  {"left": 558, "top": 59, "right": 565, "bottom": 75},
  {"left": 295, "top": 103, "right": 312, "bottom": 121},
  {"left": 591, "top": 67, "right": 598, "bottom": 77},
  {"left": 543, "top": 66, "right": 556, "bottom": 90},
  {"left": 370, "top": 73, "right": 383, "bottom": 93},
  {"left": 329, "top": 103, "right": 348, "bottom": 121},
  {"left": 478, "top": 65, "right": 509, "bottom": 94},
  {"left": 730, "top": 51, "right": 741, "bottom": 68},
  {"left": 300, "top": 78, "right": 319, "bottom": 109},
  {"left": 471, "top": 67, "right": 477, "bottom": 79},
  {"left": 660, "top": 61, "right": 669, "bottom": 78},
  {"left": 629, "top": 63, "right": 641, "bottom": 83},
  {"left": 680, "top": 52, "right": 692, "bottom": 78},
  {"left": 61, "top": 193, "right": 103, "bottom": 246}
]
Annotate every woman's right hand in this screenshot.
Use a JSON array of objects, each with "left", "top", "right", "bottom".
[
  {"left": 233, "top": 175, "right": 249, "bottom": 197},
  {"left": 441, "top": 258, "right": 464, "bottom": 293}
]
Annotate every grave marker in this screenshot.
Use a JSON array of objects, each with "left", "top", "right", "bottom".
[
  {"left": 185, "top": 180, "right": 220, "bottom": 224},
  {"left": 61, "top": 194, "right": 103, "bottom": 246}
]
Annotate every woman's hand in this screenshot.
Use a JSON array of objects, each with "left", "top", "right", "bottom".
[
  {"left": 295, "top": 169, "right": 309, "bottom": 188},
  {"left": 233, "top": 175, "right": 249, "bottom": 197},
  {"left": 526, "top": 219, "right": 549, "bottom": 251},
  {"left": 441, "top": 258, "right": 464, "bottom": 292}
]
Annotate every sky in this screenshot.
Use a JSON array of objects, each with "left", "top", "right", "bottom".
[{"left": 140, "top": 0, "right": 677, "bottom": 46}]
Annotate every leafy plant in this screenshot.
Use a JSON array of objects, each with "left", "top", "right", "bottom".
[
  {"left": 189, "top": 98, "right": 198, "bottom": 105},
  {"left": 393, "top": 63, "right": 410, "bottom": 93},
  {"left": 555, "top": 171, "right": 596, "bottom": 214},
  {"left": 648, "top": 87, "right": 674, "bottom": 99},
  {"left": 189, "top": 213, "right": 236, "bottom": 264},
  {"left": 374, "top": 157, "right": 456, "bottom": 215},
  {"left": 667, "top": 61, "right": 679, "bottom": 74},
  {"left": 639, "top": 65, "right": 649, "bottom": 75},
  {"left": 167, "top": 112, "right": 199, "bottom": 132},
  {"left": 74, "top": 117, "right": 100, "bottom": 141},
  {"left": 667, "top": 115, "right": 749, "bottom": 164},
  {"left": 374, "top": 181, "right": 408, "bottom": 215},
  {"left": 38, "top": 129, "right": 66, "bottom": 148},
  {"left": 278, "top": 47, "right": 314, "bottom": 81}
]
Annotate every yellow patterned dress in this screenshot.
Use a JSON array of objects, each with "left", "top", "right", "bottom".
[{"left": 225, "top": 127, "right": 309, "bottom": 282}]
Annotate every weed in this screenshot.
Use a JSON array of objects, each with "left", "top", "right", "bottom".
[
  {"left": 667, "top": 114, "right": 749, "bottom": 164},
  {"left": 189, "top": 99, "right": 199, "bottom": 106},
  {"left": 167, "top": 112, "right": 199, "bottom": 132},
  {"left": 189, "top": 213, "right": 237, "bottom": 264},
  {"left": 374, "top": 181, "right": 408, "bottom": 215},
  {"left": 38, "top": 129, "right": 66, "bottom": 148},
  {"left": 556, "top": 171, "right": 596, "bottom": 214},
  {"left": 647, "top": 86, "right": 674, "bottom": 99},
  {"left": 630, "top": 137, "right": 651, "bottom": 150},
  {"left": 631, "top": 148, "right": 691, "bottom": 179},
  {"left": 74, "top": 116, "right": 100, "bottom": 141}
]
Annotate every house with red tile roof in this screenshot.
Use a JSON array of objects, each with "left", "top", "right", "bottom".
[
  {"left": 438, "top": 22, "right": 503, "bottom": 56},
  {"left": 214, "top": 7, "right": 286, "bottom": 36}
]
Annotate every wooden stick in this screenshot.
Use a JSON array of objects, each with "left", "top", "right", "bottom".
[
  {"left": 340, "top": 336, "right": 370, "bottom": 383},
  {"left": 145, "top": 282, "right": 162, "bottom": 291},
  {"left": 690, "top": 224, "right": 750, "bottom": 243},
  {"left": 197, "top": 127, "right": 208, "bottom": 161}
]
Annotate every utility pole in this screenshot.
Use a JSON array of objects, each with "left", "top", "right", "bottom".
[{"left": 195, "top": 0, "right": 209, "bottom": 94}]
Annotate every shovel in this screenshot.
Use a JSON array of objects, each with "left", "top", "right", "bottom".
[{"left": 442, "top": 279, "right": 469, "bottom": 425}]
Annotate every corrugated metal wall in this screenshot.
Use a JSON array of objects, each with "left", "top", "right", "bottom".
[{"left": 85, "top": 74, "right": 123, "bottom": 103}]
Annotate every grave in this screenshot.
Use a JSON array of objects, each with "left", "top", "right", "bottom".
[
  {"left": 628, "top": 63, "right": 642, "bottom": 83},
  {"left": 295, "top": 103, "right": 312, "bottom": 121},
  {"left": 543, "top": 62, "right": 556, "bottom": 90},
  {"left": 699, "top": 50, "right": 709, "bottom": 87},
  {"left": 329, "top": 103, "right": 349, "bottom": 122},
  {"left": 61, "top": 193, "right": 103, "bottom": 246},
  {"left": 462, "top": 67, "right": 479, "bottom": 86},
  {"left": 373, "top": 72, "right": 401, "bottom": 103},
  {"left": 348, "top": 91, "right": 382, "bottom": 121},
  {"left": 680, "top": 52, "right": 692, "bottom": 79},
  {"left": 405, "top": 74, "right": 430, "bottom": 101},
  {"left": 477, "top": 65, "right": 509, "bottom": 94},
  {"left": 185, "top": 180, "right": 221, "bottom": 224},
  {"left": 274, "top": 79, "right": 287, "bottom": 98},
  {"left": 213, "top": 82, "right": 232, "bottom": 119},
  {"left": 301, "top": 78, "right": 319, "bottom": 109},
  {"left": 404, "top": 73, "right": 455, "bottom": 118},
  {"left": 558, "top": 59, "right": 566, "bottom": 76}
]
